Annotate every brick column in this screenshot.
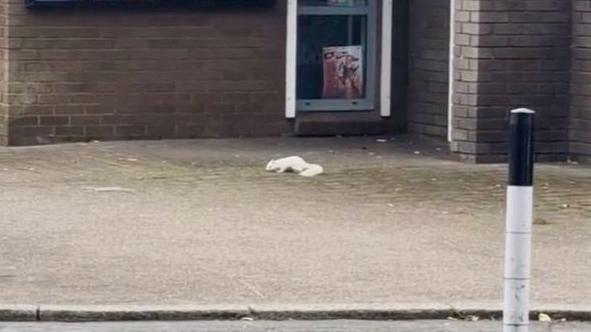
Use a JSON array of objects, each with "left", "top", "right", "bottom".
[
  {"left": 570, "top": 1, "right": 591, "bottom": 162},
  {"left": 407, "top": 0, "right": 450, "bottom": 139},
  {"left": 451, "top": 0, "right": 571, "bottom": 162}
]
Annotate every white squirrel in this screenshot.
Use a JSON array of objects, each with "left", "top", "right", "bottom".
[{"left": 265, "top": 156, "right": 324, "bottom": 177}]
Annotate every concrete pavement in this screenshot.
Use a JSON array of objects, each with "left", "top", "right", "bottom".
[
  {"left": 0, "top": 137, "right": 589, "bottom": 308},
  {"left": 0, "top": 320, "right": 588, "bottom": 332}
]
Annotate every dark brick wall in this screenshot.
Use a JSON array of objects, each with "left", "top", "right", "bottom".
[
  {"left": 570, "top": 1, "right": 591, "bottom": 160},
  {"left": 407, "top": 0, "right": 450, "bottom": 139},
  {"left": 5, "top": 0, "right": 288, "bottom": 145},
  {"left": 0, "top": 0, "right": 7, "bottom": 145},
  {"left": 451, "top": 0, "right": 571, "bottom": 162},
  {"left": 386, "top": 0, "right": 409, "bottom": 132}
]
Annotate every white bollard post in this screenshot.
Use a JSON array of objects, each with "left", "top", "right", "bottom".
[{"left": 503, "top": 108, "right": 535, "bottom": 332}]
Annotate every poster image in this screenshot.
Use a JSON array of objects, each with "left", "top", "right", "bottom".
[{"left": 322, "top": 46, "right": 363, "bottom": 99}]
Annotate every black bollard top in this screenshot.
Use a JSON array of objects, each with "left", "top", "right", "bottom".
[{"left": 509, "top": 108, "right": 535, "bottom": 186}]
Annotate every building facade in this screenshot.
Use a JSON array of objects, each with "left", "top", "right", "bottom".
[{"left": 0, "top": 0, "right": 589, "bottom": 163}]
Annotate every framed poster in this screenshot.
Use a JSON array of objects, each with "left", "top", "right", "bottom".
[{"left": 322, "top": 46, "right": 363, "bottom": 100}]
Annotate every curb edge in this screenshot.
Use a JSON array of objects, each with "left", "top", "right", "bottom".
[{"left": 0, "top": 304, "right": 588, "bottom": 322}]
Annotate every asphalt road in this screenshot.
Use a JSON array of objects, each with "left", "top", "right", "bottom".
[{"left": 0, "top": 320, "right": 587, "bottom": 332}]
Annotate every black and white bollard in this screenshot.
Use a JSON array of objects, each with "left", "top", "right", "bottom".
[{"left": 503, "top": 108, "right": 535, "bottom": 332}]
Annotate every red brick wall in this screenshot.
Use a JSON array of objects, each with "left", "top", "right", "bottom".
[{"left": 5, "top": 0, "right": 288, "bottom": 145}]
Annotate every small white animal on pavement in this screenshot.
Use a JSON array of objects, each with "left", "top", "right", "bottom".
[{"left": 265, "top": 156, "right": 324, "bottom": 177}]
